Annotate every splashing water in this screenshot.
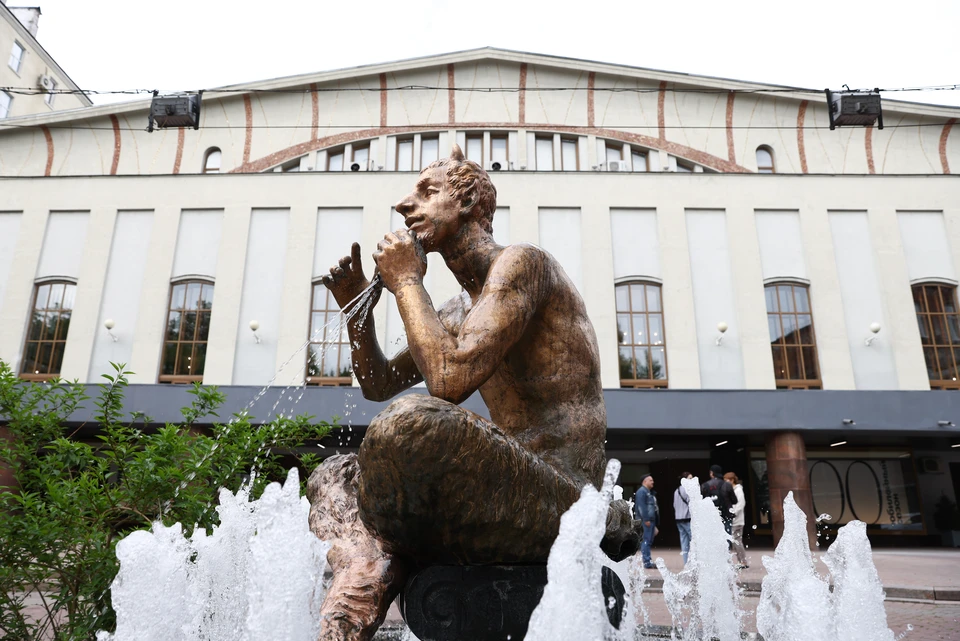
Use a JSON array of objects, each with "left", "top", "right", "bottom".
[
  {"left": 524, "top": 459, "right": 626, "bottom": 641},
  {"left": 823, "top": 520, "right": 895, "bottom": 641},
  {"left": 657, "top": 476, "right": 742, "bottom": 641},
  {"left": 99, "top": 468, "right": 328, "bottom": 641},
  {"left": 756, "top": 492, "right": 833, "bottom": 641}
]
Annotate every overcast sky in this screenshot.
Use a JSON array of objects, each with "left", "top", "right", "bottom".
[{"left": 24, "top": 0, "right": 960, "bottom": 109}]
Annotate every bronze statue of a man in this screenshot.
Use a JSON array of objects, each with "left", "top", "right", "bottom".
[{"left": 307, "top": 145, "right": 634, "bottom": 641}]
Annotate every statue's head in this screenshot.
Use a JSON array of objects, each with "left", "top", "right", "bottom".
[{"left": 422, "top": 144, "right": 498, "bottom": 234}]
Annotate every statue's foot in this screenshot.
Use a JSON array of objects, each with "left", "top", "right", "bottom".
[{"left": 307, "top": 454, "right": 407, "bottom": 641}]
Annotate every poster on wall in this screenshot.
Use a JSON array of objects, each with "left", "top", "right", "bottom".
[{"left": 750, "top": 451, "right": 924, "bottom": 532}]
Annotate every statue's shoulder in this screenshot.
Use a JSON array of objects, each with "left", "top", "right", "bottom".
[{"left": 492, "top": 242, "right": 550, "bottom": 275}]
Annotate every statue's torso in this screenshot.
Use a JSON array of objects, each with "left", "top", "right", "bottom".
[{"left": 440, "top": 244, "right": 607, "bottom": 489}]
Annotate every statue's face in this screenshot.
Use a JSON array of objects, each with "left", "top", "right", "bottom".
[{"left": 394, "top": 166, "right": 461, "bottom": 253}]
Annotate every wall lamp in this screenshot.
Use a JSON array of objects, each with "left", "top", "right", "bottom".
[
  {"left": 938, "top": 420, "right": 955, "bottom": 427},
  {"left": 864, "top": 322, "right": 881, "bottom": 346},
  {"left": 103, "top": 318, "right": 118, "bottom": 342},
  {"left": 715, "top": 322, "right": 728, "bottom": 346},
  {"left": 842, "top": 418, "right": 855, "bottom": 425},
  {"left": 249, "top": 320, "right": 262, "bottom": 344}
]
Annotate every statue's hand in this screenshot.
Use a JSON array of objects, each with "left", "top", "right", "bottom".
[
  {"left": 373, "top": 229, "right": 427, "bottom": 293},
  {"left": 322, "top": 242, "right": 380, "bottom": 311}
]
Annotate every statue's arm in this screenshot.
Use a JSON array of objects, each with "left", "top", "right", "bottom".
[
  {"left": 345, "top": 307, "right": 423, "bottom": 402},
  {"left": 394, "top": 245, "right": 545, "bottom": 404}
]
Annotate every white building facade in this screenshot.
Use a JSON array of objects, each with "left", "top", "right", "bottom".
[{"left": 1, "top": 49, "right": 959, "bottom": 545}]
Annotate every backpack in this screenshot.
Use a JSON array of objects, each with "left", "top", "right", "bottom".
[{"left": 702, "top": 478, "right": 732, "bottom": 518}]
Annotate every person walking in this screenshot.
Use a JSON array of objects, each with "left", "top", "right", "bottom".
[
  {"left": 701, "top": 464, "right": 738, "bottom": 534},
  {"left": 673, "top": 472, "right": 693, "bottom": 565},
  {"left": 634, "top": 474, "right": 659, "bottom": 569},
  {"left": 724, "top": 472, "right": 749, "bottom": 569}
]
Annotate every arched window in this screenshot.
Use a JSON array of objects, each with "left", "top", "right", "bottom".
[
  {"left": 616, "top": 281, "right": 667, "bottom": 388},
  {"left": 912, "top": 282, "right": 960, "bottom": 389},
  {"left": 20, "top": 280, "right": 76, "bottom": 381},
  {"left": 159, "top": 279, "right": 214, "bottom": 383},
  {"left": 756, "top": 146, "right": 775, "bottom": 173},
  {"left": 202, "top": 148, "right": 221, "bottom": 174},
  {"left": 765, "top": 282, "right": 820, "bottom": 388},
  {"left": 306, "top": 283, "right": 352, "bottom": 386}
]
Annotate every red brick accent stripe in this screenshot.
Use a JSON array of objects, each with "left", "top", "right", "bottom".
[
  {"left": 940, "top": 118, "right": 957, "bottom": 174},
  {"left": 40, "top": 125, "right": 53, "bottom": 176},
  {"left": 109, "top": 114, "right": 121, "bottom": 175},
  {"left": 657, "top": 81, "right": 667, "bottom": 140},
  {"left": 797, "top": 100, "right": 809, "bottom": 174},
  {"left": 518, "top": 63, "right": 527, "bottom": 124},
  {"left": 172, "top": 127, "right": 185, "bottom": 174},
  {"left": 379, "top": 73, "right": 387, "bottom": 128},
  {"left": 311, "top": 82, "right": 319, "bottom": 142},
  {"left": 587, "top": 72, "right": 596, "bottom": 128},
  {"left": 447, "top": 63, "right": 456, "bottom": 123},
  {"left": 230, "top": 122, "right": 750, "bottom": 175},
  {"left": 865, "top": 125, "right": 876, "bottom": 174},
  {"left": 242, "top": 95, "right": 253, "bottom": 165},
  {"left": 725, "top": 92, "right": 736, "bottom": 164}
]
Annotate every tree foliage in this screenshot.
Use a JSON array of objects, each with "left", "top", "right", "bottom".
[{"left": 0, "top": 361, "right": 334, "bottom": 640}]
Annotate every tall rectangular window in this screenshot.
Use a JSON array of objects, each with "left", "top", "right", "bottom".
[
  {"left": 766, "top": 283, "right": 821, "bottom": 389},
  {"left": 44, "top": 78, "right": 57, "bottom": 106},
  {"left": 535, "top": 136, "right": 553, "bottom": 170},
  {"left": 0, "top": 91, "right": 12, "bottom": 119},
  {"left": 606, "top": 145, "right": 622, "bottom": 165},
  {"left": 421, "top": 136, "right": 439, "bottom": 169},
  {"left": 616, "top": 282, "right": 667, "bottom": 388},
  {"left": 159, "top": 281, "right": 214, "bottom": 383},
  {"left": 913, "top": 283, "right": 960, "bottom": 389},
  {"left": 20, "top": 281, "right": 76, "bottom": 380},
  {"left": 465, "top": 135, "right": 483, "bottom": 165},
  {"left": 8, "top": 42, "right": 24, "bottom": 74},
  {"left": 306, "top": 284, "right": 352, "bottom": 385},
  {"left": 632, "top": 150, "right": 648, "bottom": 172},
  {"left": 351, "top": 144, "right": 369, "bottom": 170},
  {"left": 328, "top": 149, "right": 344, "bottom": 172},
  {"left": 491, "top": 135, "right": 508, "bottom": 168},
  {"left": 561, "top": 138, "right": 578, "bottom": 171},
  {"left": 396, "top": 139, "right": 413, "bottom": 171}
]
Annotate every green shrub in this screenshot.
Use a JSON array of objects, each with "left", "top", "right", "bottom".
[{"left": 0, "top": 361, "right": 334, "bottom": 640}]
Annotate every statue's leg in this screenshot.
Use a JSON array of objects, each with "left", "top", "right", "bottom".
[
  {"left": 306, "top": 454, "right": 406, "bottom": 641},
  {"left": 357, "top": 394, "right": 584, "bottom": 565}
]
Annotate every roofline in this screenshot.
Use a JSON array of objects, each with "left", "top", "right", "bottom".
[
  {"left": 0, "top": 3, "right": 91, "bottom": 106},
  {"left": 2, "top": 46, "right": 958, "bottom": 128}
]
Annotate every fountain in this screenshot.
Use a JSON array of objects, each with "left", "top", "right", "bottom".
[{"left": 98, "top": 145, "right": 902, "bottom": 641}]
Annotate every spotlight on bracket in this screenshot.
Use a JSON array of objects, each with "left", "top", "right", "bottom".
[
  {"left": 147, "top": 91, "right": 202, "bottom": 132},
  {"left": 715, "top": 322, "right": 728, "bottom": 346},
  {"left": 825, "top": 87, "right": 883, "bottom": 131},
  {"left": 864, "top": 322, "right": 881, "bottom": 346},
  {"left": 938, "top": 420, "right": 955, "bottom": 427},
  {"left": 842, "top": 418, "right": 855, "bottom": 425},
  {"left": 249, "top": 320, "right": 262, "bottom": 344}
]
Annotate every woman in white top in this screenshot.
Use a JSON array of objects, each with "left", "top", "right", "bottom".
[{"left": 724, "top": 472, "right": 748, "bottom": 568}]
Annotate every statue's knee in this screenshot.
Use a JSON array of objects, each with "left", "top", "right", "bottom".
[{"left": 364, "top": 394, "right": 456, "bottom": 453}]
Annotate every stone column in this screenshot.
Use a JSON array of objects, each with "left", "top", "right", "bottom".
[{"left": 765, "top": 431, "right": 816, "bottom": 546}]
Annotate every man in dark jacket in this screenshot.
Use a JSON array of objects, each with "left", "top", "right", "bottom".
[
  {"left": 634, "top": 474, "right": 659, "bottom": 569},
  {"left": 701, "top": 464, "right": 738, "bottom": 534}
]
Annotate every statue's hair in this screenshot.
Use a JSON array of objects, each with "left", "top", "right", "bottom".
[{"left": 423, "top": 144, "right": 498, "bottom": 234}]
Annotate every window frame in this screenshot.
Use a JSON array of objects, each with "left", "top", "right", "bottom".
[
  {"left": 464, "top": 134, "right": 483, "bottom": 166},
  {"left": 350, "top": 143, "right": 370, "bottom": 170},
  {"left": 560, "top": 137, "right": 579, "bottom": 171},
  {"left": 913, "top": 282, "right": 960, "bottom": 389},
  {"left": 305, "top": 282, "right": 353, "bottom": 386},
  {"left": 202, "top": 147, "right": 221, "bottom": 174},
  {"left": 534, "top": 135, "right": 554, "bottom": 171},
  {"left": 158, "top": 278, "right": 215, "bottom": 384},
  {"left": 420, "top": 135, "right": 440, "bottom": 169},
  {"left": 756, "top": 145, "right": 775, "bottom": 173},
  {"left": 396, "top": 137, "right": 414, "bottom": 171},
  {"left": 765, "top": 281, "right": 821, "bottom": 389},
  {"left": 616, "top": 280, "right": 668, "bottom": 389},
  {"left": 20, "top": 279, "right": 77, "bottom": 382},
  {"left": 8, "top": 41, "right": 25, "bottom": 74},
  {"left": 44, "top": 78, "right": 58, "bottom": 106},
  {"left": 0, "top": 90, "right": 12, "bottom": 119},
  {"left": 490, "top": 134, "right": 508, "bottom": 169}
]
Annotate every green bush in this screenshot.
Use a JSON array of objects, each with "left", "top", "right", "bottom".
[{"left": 0, "top": 361, "right": 335, "bottom": 640}]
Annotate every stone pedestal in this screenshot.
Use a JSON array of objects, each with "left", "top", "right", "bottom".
[{"left": 764, "top": 431, "right": 816, "bottom": 547}]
